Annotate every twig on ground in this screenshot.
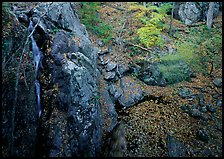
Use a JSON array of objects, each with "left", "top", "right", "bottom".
[{"left": 127, "top": 42, "right": 153, "bottom": 53}]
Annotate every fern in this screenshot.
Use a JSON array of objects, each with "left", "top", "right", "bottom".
[{"left": 129, "top": 3, "right": 172, "bottom": 48}]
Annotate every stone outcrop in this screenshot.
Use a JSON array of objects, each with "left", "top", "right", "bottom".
[
  {"left": 13, "top": 2, "right": 103, "bottom": 157},
  {"left": 174, "top": 2, "right": 222, "bottom": 25},
  {"left": 109, "top": 76, "right": 144, "bottom": 108}
]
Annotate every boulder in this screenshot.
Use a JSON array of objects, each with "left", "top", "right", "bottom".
[
  {"left": 188, "top": 105, "right": 202, "bottom": 118},
  {"left": 96, "top": 39, "right": 104, "bottom": 47},
  {"left": 174, "top": 2, "right": 222, "bottom": 25},
  {"left": 138, "top": 62, "right": 166, "bottom": 86},
  {"left": 106, "top": 62, "right": 117, "bottom": 72},
  {"left": 108, "top": 84, "right": 123, "bottom": 100},
  {"left": 206, "top": 103, "right": 216, "bottom": 113},
  {"left": 104, "top": 71, "right": 116, "bottom": 81},
  {"left": 215, "top": 122, "right": 222, "bottom": 131},
  {"left": 99, "top": 56, "right": 110, "bottom": 66},
  {"left": 138, "top": 58, "right": 195, "bottom": 86},
  {"left": 200, "top": 106, "right": 207, "bottom": 113},
  {"left": 116, "top": 76, "right": 144, "bottom": 108},
  {"left": 216, "top": 99, "right": 222, "bottom": 107},
  {"left": 158, "top": 60, "right": 194, "bottom": 85},
  {"left": 117, "top": 63, "right": 131, "bottom": 76},
  {"left": 167, "top": 134, "right": 186, "bottom": 157},
  {"left": 197, "top": 94, "right": 205, "bottom": 107},
  {"left": 212, "top": 78, "right": 222, "bottom": 87},
  {"left": 178, "top": 88, "right": 191, "bottom": 99},
  {"left": 196, "top": 129, "right": 209, "bottom": 143},
  {"left": 104, "top": 121, "right": 127, "bottom": 157}
]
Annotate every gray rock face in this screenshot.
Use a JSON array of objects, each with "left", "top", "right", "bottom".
[
  {"left": 51, "top": 31, "right": 79, "bottom": 66},
  {"left": 32, "top": 2, "right": 95, "bottom": 61},
  {"left": 2, "top": 11, "right": 38, "bottom": 157},
  {"left": 174, "top": 2, "right": 221, "bottom": 25}
]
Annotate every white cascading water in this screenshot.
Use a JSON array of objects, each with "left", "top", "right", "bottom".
[{"left": 28, "top": 19, "right": 43, "bottom": 118}]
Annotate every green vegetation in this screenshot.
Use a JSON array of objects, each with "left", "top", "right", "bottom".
[
  {"left": 158, "top": 61, "right": 192, "bottom": 84},
  {"left": 157, "top": 22, "right": 222, "bottom": 84},
  {"left": 193, "top": 28, "right": 222, "bottom": 75},
  {"left": 129, "top": 3, "right": 172, "bottom": 48},
  {"left": 160, "top": 42, "right": 195, "bottom": 63},
  {"left": 175, "top": 25, "right": 221, "bottom": 75},
  {"left": 78, "top": 2, "right": 113, "bottom": 44}
]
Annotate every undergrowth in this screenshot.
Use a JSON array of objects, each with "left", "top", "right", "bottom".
[
  {"left": 128, "top": 2, "right": 172, "bottom": 48},
  {"left": 171, "top": 25, "right": 222, "bottom": 76},
  {"left": 77, "top": 2, "right": 113, "bottom": 44}
]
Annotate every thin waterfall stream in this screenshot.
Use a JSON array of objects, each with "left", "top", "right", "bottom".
[{"left": 28, "top": 19, "right": 43, "bottom": 118}]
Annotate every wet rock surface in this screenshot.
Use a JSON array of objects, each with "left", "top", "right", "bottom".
[{"left": 2, "top": 8, "right": 38, "bottom": 157}]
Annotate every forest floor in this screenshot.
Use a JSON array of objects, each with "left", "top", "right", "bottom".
[{"left": 82, "top": 2, "right": 222, "bottom": 157}]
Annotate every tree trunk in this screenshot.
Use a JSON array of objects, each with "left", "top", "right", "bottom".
[
  {"left": 169, "top": 2, "right": 175, "bottom": 36},
  {"left": 207, "top": 2, "right": 215, "bottom": 30}
]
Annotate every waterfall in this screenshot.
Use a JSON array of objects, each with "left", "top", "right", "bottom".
[
  {"left": 35, "top": 80, "right": 42, "bottom": 118},
  {"left": 28, "top": 19, "right": 43, "bottom": 118}
]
